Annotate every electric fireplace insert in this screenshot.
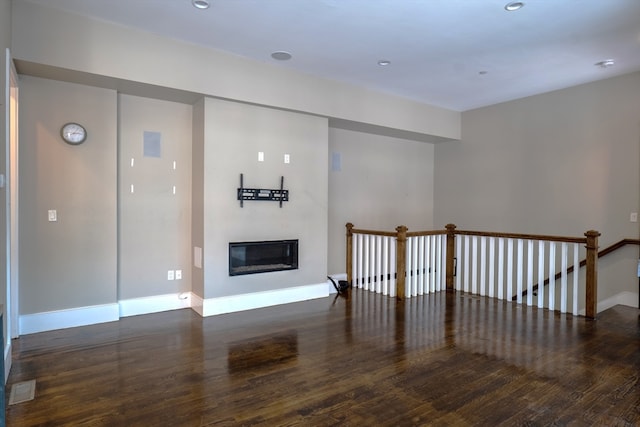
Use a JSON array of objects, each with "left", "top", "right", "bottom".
[{"left": 229, "top": 239, "right": 299, "bottom": 276}]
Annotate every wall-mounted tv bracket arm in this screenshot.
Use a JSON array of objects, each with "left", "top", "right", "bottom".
[{"left": 237, "top": 173, "right": 288, "bottom": 207}]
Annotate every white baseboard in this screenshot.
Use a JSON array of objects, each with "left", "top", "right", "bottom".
[
  {"left": 577, "top": 291, "right": 639, "bottom": 316},
  {"left": 597, "top": 291, "right": 638, "bottom": 313},
  {"left": 198, "top": 283, "right": 329, "bottom": 317},
  {"left": 16, "top": 283, "right": 331, "bottom": 333},
  {"left": 190, "top": 293, "right": 204, "bottom": 317},
  {"left": 119, "top": 292, "right": 192, "bottom": 318},
  {"left": 19, "top": 303, "right": 120, "bottom": 335}
]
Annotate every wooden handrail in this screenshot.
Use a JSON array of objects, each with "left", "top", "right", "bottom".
[
  {"left": 350, "top": 227, "right": 587, "bottom": 242},
  {"left": 455, "top": 229, "right": 587, "bottom": 244},
  {"left": 350, "top": 228, "right": 399, "bottom": 237},
  {"left": 406, "top": 230, "right": 448, "bottom": 237},
  {"left": 516, "top": 238, "right": 640, "bottom": 301}
]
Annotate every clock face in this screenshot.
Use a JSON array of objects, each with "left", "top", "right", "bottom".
[{"left": 60, "top": 123, "right": 87, "bottom": 145}]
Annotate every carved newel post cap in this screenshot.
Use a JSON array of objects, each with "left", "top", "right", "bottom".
[{"left": 584, "top": 230, "right": 601, "bottom": 238}]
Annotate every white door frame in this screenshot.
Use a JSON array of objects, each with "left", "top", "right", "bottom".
[{"left": 5, "top": 48, "right": 19, "bottom": 362}]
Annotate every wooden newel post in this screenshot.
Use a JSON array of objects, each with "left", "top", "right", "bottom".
[
  {"left": 445, "top": 223, "right": 457, "bottom": 292},
  {"left": 584, "top": 230, "right": 600, "bottom": 320},
  {"left": 396, "top": 225, "right": 408, "bottom": 299},
  {"left": 346, "top": 223, "right": 354, "bottom": 286}
]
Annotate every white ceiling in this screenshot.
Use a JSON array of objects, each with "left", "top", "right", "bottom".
[{"left": 21, "top": 0, "right": 640, "bottom": 111}]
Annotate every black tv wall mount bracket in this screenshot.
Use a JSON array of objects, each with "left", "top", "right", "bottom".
[{"left": 237, "top": 173, "right": 288, "bottom": 208}]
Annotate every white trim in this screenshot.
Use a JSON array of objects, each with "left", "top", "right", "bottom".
[
  {"left": 119, "top": 292, "right": 192, "bottom": 317},
  {"left": 578, "top": 291, "right": 639, "bottom": 316},
  {"left": 19, "top": 304, "right": 120, "bottom": 335},
  {"left": 198, "top": 283, "right": 329, "bottom": 317},
  {"left": 190, "top": 292, "right": 204, "bottom": 317},
  {"left": 597, "top": 291, "right": 638, "bottom": 313},
  {"left": 4, "top": 340, "right": 11, "bottom": 383}
]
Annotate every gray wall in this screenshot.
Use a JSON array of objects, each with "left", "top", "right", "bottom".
[
  {"left": 434, "top": 72, "right": 640, "bottom": 304},
  {"left": 19, "top": 76, "right": 117, "bottom": 313},
  {"left": 191, "top": 98, "right": 205, "bottom": 299},
  {"left": 118, "top": 94, "right": 192, "bottom": 300},
  {"left": 201, "top": 98, "right": 328, "bottom": 298},
  {"left": 327, "top": 128, "right": 435, "bottom": 274}
]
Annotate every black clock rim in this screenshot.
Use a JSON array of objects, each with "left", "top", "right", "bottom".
[{"left": 60, "top": 122, "right": 87, "bottom": 145}]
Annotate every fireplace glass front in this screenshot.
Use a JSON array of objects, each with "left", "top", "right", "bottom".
[{"left": 229, "top": 239, "right": 298, "bottom": 276}]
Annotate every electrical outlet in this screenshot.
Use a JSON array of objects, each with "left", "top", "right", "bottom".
[
  {"left": 630, "top": 212, "right": 638, "bottom": 223},
  {"left": 167, "top": 270, "right": 175, "bottom": 281},
  {"left": 48, "top": 210, "right": 57, "bottom": 222},
  {"left": 284, "top": 154, "right": 290, "bottom": 164},
  {"left": 175, "top": 270, "right": 182, "bottom": 280}
]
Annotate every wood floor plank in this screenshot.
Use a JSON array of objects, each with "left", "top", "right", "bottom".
[{"left": 5, "top": 290, "right": 640, "bottom": 426}]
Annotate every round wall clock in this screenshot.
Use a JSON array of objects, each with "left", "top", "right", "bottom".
[{"left": 60, "top": 122, "right": 87, "bottom": 145}]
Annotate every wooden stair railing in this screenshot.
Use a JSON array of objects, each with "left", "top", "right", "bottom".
[
  {"left": 347, "top": 223, "right": 601, "bottom": 318},
  {"left": 515, "top": 238, "right": 640, "bottom": 301}
]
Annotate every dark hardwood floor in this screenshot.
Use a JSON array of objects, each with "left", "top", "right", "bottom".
[{"left": 5, "top": 290, "right": 640, "bottom": 426}]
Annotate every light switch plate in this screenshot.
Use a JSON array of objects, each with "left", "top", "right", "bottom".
[
  {"left": 631, "top": 212, "right": 638, "bottom": 223},
  {"left": 284, "top": 154, "right": 290, "bottom": 164},
  {"left": 167, "top": 270, "right": 175, "bottom": 281},
  {"left": 175, "top": 270, "right": 182, "bottom": 280},
  {"left": 48, "top": 210, "right": 57, "bottom": 222}
]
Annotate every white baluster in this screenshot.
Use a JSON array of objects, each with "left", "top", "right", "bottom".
[
  {"left": 488, "top": 237, "right": 495, "bottom": 298},
  {"left": 370, "top": 235, "right": 377, "bottom": 293},
  {"left": 561, "top": 242, "right": 568, "bottom": 313},
  {"left": 538, "top": 241, "right": 545, "bottom": 309},
  {"left": 431, "top": 235, "right": 436, "bottom": 292},
  {"left": 527, "top": 240, "right": 534, "bottom": 306},
  {"left": 517, "top": 239, "right": 524, "bottom": 305},
  {"left": 497, "top": 238, "right": 504, "bottom": 300},
  {"left": 418, "top": 236, "right": 425, "bottom": 295},
  {"left": 438, "top": 235, "right": 445, "bottom": 291},
  {"left": 464, "top": 235, "right": 471, "bottom": 293},
  {"left": 472, "top": 236, "right": 478, "bottom": 294},
  {"left": 363, "top": 235, "right": 370, "bottom": 291},
  {"left": 572, "top": 243, "right": 579, "bottom": 315},
  {"left": 411, "top": 236, "right": 420, "bottom": 296},
  {"left": 390, "top": 238, "right": 397, "bottom": 297},
  {"left": 354, "top": 234, "right": 364, "bottom": 288},
  {"left": 480, "top": 236, "right": 487, "bottom": 296},
  {"left": 376, "top": 236, "right": 382, "bottom": 293},
  {"left": 548, "top": 242, "right": 556, "bottom": 311},
  {"left": 507, "top": 239, "right": 514, "bottom": 301},
  {"left": 382, "top": 236, "right": 389, "bottom": 296},
  {"left": 406, "top": 237, "right": 414, "bottom": 297},
  {"left": 456, "top": 235, "right": 462, "bottom": 291}
]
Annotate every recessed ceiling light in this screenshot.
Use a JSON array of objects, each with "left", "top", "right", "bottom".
[
  {"left": 504, "top": 1, "right": 525, "bottom": 11},
  {"left": 595, "top": 59, "right": 615, "bottom": 68},
  {"left": 271, "top": 51, "right": 292, "bottom": 61},
  {"left": 192, "top": 0, "right": 210, "bottom": 10},
  {"left": 378, "top": 60, "right": 391, "bottom": 66}
]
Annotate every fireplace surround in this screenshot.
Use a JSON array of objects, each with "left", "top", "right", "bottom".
[{"left": 229, "top": 239, "right": 298, "bottom": 276}]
